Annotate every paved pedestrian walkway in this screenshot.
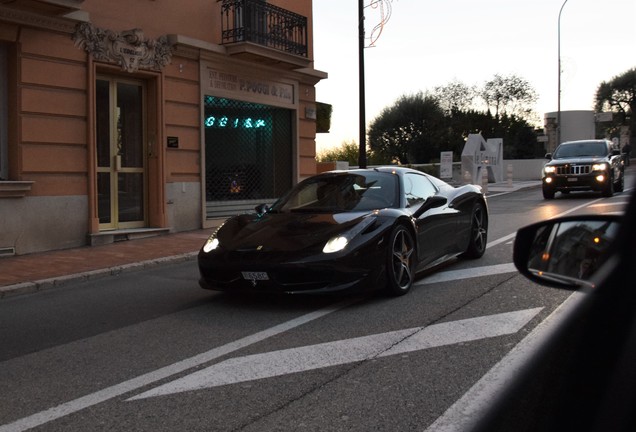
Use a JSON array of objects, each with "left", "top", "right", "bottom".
[
  {"left": 0, "top": 229, "right": 214, "bottom": 298},
  {"left": 0, "top": 180, "right": 541, "bottom": 299}
]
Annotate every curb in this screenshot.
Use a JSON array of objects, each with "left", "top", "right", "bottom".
[{"left": 0, "top": 252, "right": 198, "bottom": 300}]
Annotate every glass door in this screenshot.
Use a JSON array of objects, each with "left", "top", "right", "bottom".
[{"left": 96, "top": 77, "right": 146, "bottom": 230}]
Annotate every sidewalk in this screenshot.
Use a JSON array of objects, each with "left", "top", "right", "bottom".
[
  {"left": 0, "top": 229, "right": 215, "bottom": 299},
  {"left": 0, "top": 180, "right": 540, "bottom": 299}
]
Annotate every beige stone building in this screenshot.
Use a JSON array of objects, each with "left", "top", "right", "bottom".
[{"left": 0, "top": 0, "right": 326, "bottom": 255}]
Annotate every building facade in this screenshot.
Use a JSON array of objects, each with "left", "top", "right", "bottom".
[
  {"left": 543, "top": 110, "right": 596, "bottom": 153},
  {"left": 0, "top": 0, "right": 326, "bottom": 255}
]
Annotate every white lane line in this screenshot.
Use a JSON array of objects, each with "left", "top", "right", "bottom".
[
  {"left": 487, "top": 233, "right": 516, "bottom": 249},
  {"left": 555, "top": 197, "right": 605, "bottom": 216},
  {"left": 588, "top": 202, "right": 630, "bottom": 207},
  {"left": 0, "top": 299, "right": 359, "bottom": 432},
  {"left": 484, "top": 196, "right": 609, "bottom": 251},
  {"left": 2, "top": 199, "right": 602, "bottom": 431},
  {"left": 129, "top": 308, "right": 543, "bottom": 400},
  {"left": 416, "top": 263, "right": 517, "bottom": 286},
  {"left": 424, "top": 291, "right": 586, "bottom": 432}
]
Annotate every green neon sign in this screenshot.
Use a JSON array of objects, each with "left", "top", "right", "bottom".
[{"left": 205, "top": 116, "right": 267, "bottom": 129}]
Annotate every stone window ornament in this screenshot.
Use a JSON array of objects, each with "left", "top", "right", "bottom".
[{"left": 73, "top": 23, "right": 172, "bottom": 73}]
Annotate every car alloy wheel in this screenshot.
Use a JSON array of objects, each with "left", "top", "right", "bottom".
[
  {"left": 386, "top": 225, "right": 415, "bottom": 296},
  {"left": 461, "top": 202, "right": 488, "bottom": 259}
]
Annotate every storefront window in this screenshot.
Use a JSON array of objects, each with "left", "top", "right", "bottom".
[{"left": 203, "top": 96, "right": 292, "bottom": 208}]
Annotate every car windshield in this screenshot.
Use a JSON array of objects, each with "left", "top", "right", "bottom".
[
  {"left": 271, "top": 171, "right": 399, "bottom": 213},
  {"left": 553, "top": 141, "right": 608, "bottom": 159}
]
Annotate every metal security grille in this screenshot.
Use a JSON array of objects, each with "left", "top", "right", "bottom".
[
  {"left": 204, "top": 96, "right": 292, "bottom": 218},
  {"left": 556, "top": 165, "right": 591, "bottom": 175}
]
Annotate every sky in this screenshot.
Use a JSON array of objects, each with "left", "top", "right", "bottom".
[{"left": 312, "top": 0, "right": 636, "bottom": 152}]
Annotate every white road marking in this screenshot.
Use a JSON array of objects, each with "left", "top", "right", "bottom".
[
  {"left": 4, "top": 200, "right": 601, "bottom": 431},
  {"left": 483, "top": 196, "right": 613, "bottom": 252},
  {"left": 0, "top": 299, "right": 358, "bottom": 432},
  {"left": 588, "top": 202, "right": 629, "bottom": 207},
  {"left": 129, "top": 308, "right": 543, "bottom": 400},
  {"left": 416, "top": 263, "right": 517, "bottom": 286},
  {"left": 424, "top": 291, "right": 586, "bottom": 432},
  {"left": 486, "top": 233, "right": 515, "bottom": 249}
]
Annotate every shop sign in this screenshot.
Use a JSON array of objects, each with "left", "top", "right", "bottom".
[{"left": 205, "top": 67, "right": 294, "bottom": 106}]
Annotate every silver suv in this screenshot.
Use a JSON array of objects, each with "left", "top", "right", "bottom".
[{"left": 542, "top": 139, "right": 625, "bottom": 199}]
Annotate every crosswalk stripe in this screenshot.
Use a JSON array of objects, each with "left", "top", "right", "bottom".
[
  {"left": 416, "top": 263, "right": 517, "bottom": 285},
  {"left": 129, "top": 307, "right": 543, "bottom": 400}
]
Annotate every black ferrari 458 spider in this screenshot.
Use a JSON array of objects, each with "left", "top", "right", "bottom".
[{"left": 198, "top": 167, "right": 488, "bottom": 296}]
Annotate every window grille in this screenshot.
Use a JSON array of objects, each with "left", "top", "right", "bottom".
[{"left": 204, "top": 96, "right": 292, "bottom": 217}]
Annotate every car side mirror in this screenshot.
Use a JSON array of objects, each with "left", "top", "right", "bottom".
[
  {"left": 254, "top": 203, "right": 270, "bottom": 215},
  {"left": 513, "top": 215, "right": 621, "bottom": 290},
  {"left": 544, "top": 153, "right": 552, "bottom": 160},
  {"left": 412, "top": 195, "right": 447, "bottom": 218}
]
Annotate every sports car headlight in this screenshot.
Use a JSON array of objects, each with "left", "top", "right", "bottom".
[
  {"left": 202, "top": 237, "right": 220, "bottom": 253},
  {"left": 323, "top": 236, "right": 349, "bottom": 253},
  {"left": 322, "top": 216, "right": 377, "bottom": 254},
  {"left": 544, "top": 166, "right": 556, "bottom": 174},
  {"left": 592, "top": 163, "right": 608, "bottom": 172}
]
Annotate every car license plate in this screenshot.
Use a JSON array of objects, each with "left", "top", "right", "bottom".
[
  {"left": 242, "top": 271, "right": 269, "bottom": 281},
  {"left": 567, "top": 177, "right": 578, "bottom": 182}
]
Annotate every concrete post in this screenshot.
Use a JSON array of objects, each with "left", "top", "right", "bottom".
[
  {"left": 507, "top": 164, "right": 513, "bottom": 188},
  {"left": 481, "top": 167, "right": 488, "bottom": 194},
  {"left": 463, "top": 170, "right": 472, "bottom": 185}
]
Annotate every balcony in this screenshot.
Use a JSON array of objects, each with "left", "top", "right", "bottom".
[
  {"left": 0, "top": 0, "right": 83, "bottom": 16},
  {"left": 220, "top": 0, "right": 310, "bottom": 70}
]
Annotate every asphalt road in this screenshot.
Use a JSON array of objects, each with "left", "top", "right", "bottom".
[{"left": 1, "top": 173, "right": 633, "bottom": 432}]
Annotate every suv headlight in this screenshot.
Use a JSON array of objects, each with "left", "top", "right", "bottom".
[
  {"left": 544, "top": 166, "right": 556, "bottom": 174},
  {"left": 592, "top": 163, "right": 608, "bottom": 172}
]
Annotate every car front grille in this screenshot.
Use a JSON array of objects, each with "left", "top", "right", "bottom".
[{"left": 555, "top": 165, "right": 591, "bottom": 175}]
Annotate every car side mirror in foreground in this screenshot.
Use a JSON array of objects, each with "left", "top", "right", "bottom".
[{"left": 513, "top": 215, "right": 621, "bottom": 290}]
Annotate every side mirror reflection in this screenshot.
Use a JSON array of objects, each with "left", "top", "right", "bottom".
[
  {"left": 254, "top": 203, "right": 270, "bottom": 215},
  {"left": 513, "top": 216, "right": 621, "bottom": 290}
]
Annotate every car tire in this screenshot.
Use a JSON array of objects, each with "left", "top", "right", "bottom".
[
  {"left": 543, "top": 187, "right": 555, "bottom": 199},
  {"left": 602, "top": 174, "right": 614, "bottom": 197},
  {"left": 385, "top": 224, "right": 415, "bottom": 296},
  {"left": 615, "top": 172, "right": 624, "bottom": 193},
  {"left": 460, "top": 202, "right": 488, "bottom": 259}
]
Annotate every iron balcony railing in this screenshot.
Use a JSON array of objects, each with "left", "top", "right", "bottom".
[{"left": 220, "top": 0, "right": 308, "bottom": 57}]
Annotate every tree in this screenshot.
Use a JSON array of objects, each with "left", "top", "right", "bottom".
[
  {"left": 316, "top": 140, "right": 358, "bottom": 165},
  {"left": 365, "top": 75, "right": 541, "bottom": 164},
  {"left": 481, "top": 74, "right": 538, "bottom": 121},
  {"left": 595, "top": 68, "right": 636, "bottom": 144},
  {"left": 367, "top": 92, "right": 446, "bottom": 164},
  {"left": 432, "top": 80, "right": 477, "bottom": 113},
  {"left": 316, "top": 140, "right": 387, "bottom": 166}
]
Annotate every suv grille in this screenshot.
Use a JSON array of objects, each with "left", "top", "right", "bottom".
[{"left": 556, "top": 165, "right": 591, "bottom": 175}]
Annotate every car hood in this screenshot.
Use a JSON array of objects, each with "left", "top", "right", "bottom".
[
  {"left": 546, "top": 156, "right": 607, "bottom": 165},
  {"left": 216, "top": 211, "right": 376, "bottom": 252}
]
